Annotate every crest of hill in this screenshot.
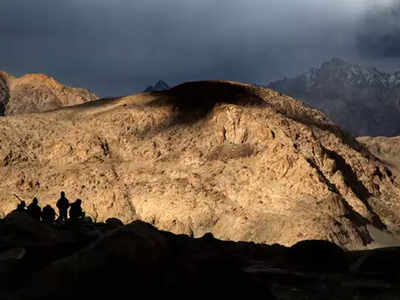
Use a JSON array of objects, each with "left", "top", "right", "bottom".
[
  {"left": 0, "top": 71, "right": 97, "bottom": 116},
  {"left": 0, "top": 80, "right": 399, "bottom": 250}
]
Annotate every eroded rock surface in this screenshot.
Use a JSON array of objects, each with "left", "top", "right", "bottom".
[{"left": 0, "top": 80, "right": 399, "bottom": 249}]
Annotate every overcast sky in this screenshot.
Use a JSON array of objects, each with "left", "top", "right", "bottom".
[{"left": 1, "top": 0, "right": 399, "bottom": 97}]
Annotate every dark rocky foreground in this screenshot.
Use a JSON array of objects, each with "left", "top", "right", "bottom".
[{"left": 1, "top": 211, "right": 400, "bottom": 300}]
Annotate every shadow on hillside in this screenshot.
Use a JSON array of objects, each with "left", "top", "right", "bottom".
[{"left": 151, "top": 81, "right": 267, "bottom": 124}]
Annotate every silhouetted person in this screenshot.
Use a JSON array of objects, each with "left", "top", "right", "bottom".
[
  {"left": 56, "top": 191, "right": 70, "bottom": 223},
  {"left": 16, "top": 201, "right": 26, "bottom": 213},
  {"left": 42, "top": 205, "right": 56, "bottom": 224},
  {"left": 69, "top": 199, "right": 85, "bottom": 222},
  {"left": 27, "top": 197, "right": 41, "bottom": 221}
]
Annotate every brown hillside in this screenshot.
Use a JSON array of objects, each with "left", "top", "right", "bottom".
[
  {"left": 0, "top": 72, "right": 97, "bottom": 115},
  {"left": 0, "top": 80, "right": 399, "bottom": 249}
]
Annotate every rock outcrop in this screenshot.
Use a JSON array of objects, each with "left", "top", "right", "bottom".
[
  {"left": 0, "top": 72, "right": 97, "bottom": 116},
  {"left": 268, "top": 58, "right": 400, "bottom": 136},
  {"left": 0, "top": 80, "right": 399, "bottom": 250}
]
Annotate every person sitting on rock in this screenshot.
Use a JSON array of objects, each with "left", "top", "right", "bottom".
[
  {"left": 42, "top": 205, "right": 56, "bottom": 224},
  {"left": 56, "top": 191, "right": 70, "bottom": 223},
  {"left": 16, "top": 201, "right": 26, "bottom": 213},
  {"left": 27, "top": 197, "right": 41, "bottom": 221},
  {"left": 69, "top": 199, "right": 85, "bottom": 222}
]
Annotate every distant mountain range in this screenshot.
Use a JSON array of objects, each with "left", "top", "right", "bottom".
[
  {"left": 5, "top": 64, "right": 399, "bottom": 137},
  {"left": 144, "top": 80, "right": 170, "bottom": 92},
  {"left": 268, "top": 58, "right": 400, "bottom": 136}
]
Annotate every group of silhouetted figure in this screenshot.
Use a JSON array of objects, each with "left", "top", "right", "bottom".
[{"left": 15, "top": 191, "right": 85, "bottom": 224}]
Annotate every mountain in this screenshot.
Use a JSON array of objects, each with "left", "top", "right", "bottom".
[
  {"left": 144, "top": 80, "right": 170, "bottom": 92},
  {"left": 0, "top": 80, "right": 399, "bottom": 250},
  {"left": 268, "top": 58, "right": 400, "bottom": 136},
  {"left": 0, "top": 72, "right": 97, "bottom": 116}
]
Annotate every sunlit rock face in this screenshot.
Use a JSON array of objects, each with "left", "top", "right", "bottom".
[
  {"left": 0, "top": 71, "right": 97, "bottom": 116},
  {"left": 268, "top": 58, "right": 400, "bottom": 136},
  {"left": 0, "top": 80, "right": 399, "bottom": 250}
]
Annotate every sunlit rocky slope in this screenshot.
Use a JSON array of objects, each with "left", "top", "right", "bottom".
[
  {"left": 0, "top": 72, "right": 97, "bottom": 115},
  {"left": 0, "top": 80, "right": 399, "bottom": 249},
  {"left": 357, "top": 136, "right": 400, "bottom": 181}
]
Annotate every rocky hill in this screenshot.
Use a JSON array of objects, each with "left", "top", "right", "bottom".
[
  {"left": 0, "top": 80, "right": 399, "bottom": 250},
  {"left": 0, "top": 72, "right": 97, "bottom": 116},
  {"left": 144, "top": 80, "right": 170, "bottom": 92},
  {"left": 268, "top": 58, "right": 400, "bottom": 136}
]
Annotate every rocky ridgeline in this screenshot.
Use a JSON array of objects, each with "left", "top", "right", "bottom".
[
  {"left": 268, "top": 58, "right": 400, "bottom": 136},
  {"left": 0, "top": 72, "right": 97, "bottom": 115},
  {"left": 1, "top": 209, "right": 400, "bottom": 300},
  {"left": 0, "top": 80, "right": 399, "bottom": 250}
]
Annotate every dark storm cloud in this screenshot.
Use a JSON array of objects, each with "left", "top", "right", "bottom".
[
  {"left": 357, "top": 2, "right": 400, "bottom": 58},
  {"left": 0, "top": 0, "right": 392, "bottom": 97}
]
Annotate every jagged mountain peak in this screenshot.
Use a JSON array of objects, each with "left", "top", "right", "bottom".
[
  {"left": 304, "top": 58, "right": 389, "bottom": 88},
  {"left": 322, "top": 57, "right": 349, "bottom": 67},
  {"left": 144, "top": 80, "right": 170, "bottom": 92},
  {"left": 155, "top": 80, "right": 169, "bottom": 88},
  {"left": 268, "top": 59, "right": 400, "bottom": 136}
]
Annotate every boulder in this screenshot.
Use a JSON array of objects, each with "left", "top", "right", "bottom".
[
  {"left": 105, "top": 217, "right": 124, "bottom": 228},
  {"left": 11, "top": 221, "right": 172, "bottom": 299},
  {"left": 288, "top": 240, "right": 348, "bottom": 272}
]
